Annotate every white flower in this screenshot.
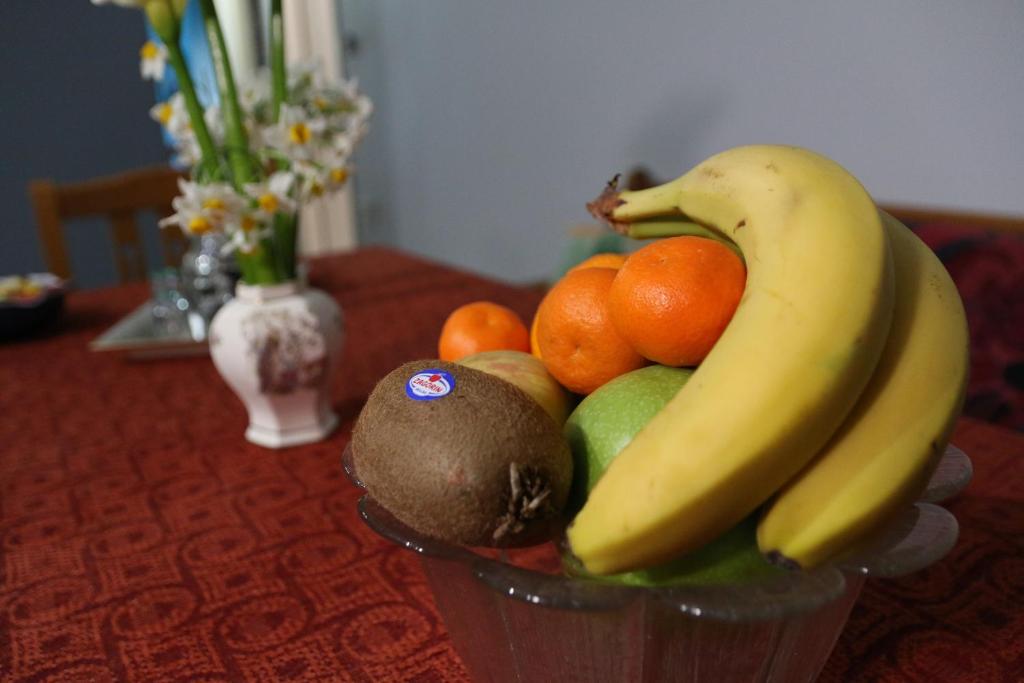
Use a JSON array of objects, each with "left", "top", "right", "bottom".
[
  {"left": 289, "top": 160, "right": 330, "bottom": 201},
  {"left": 330, "top": 133, "right": 354, "bottom": 160},
  {"left": 159, "top": 180, "right": 244, "bottom": 236},
  {"left": 317, "top": 146, "right": 351, "bottom": 190},
  {"left": 150, "top": 100, "right": 175, "bottom": 128},
  {"left": 223, "top": 231, "right": 253, "bottom": 255},
  {"left": 287, "top": 61, "right": 325, "bottom": 91},
  {"left": 149, "top": 93, "right": 209, "bottom": 167},
  {"left": 326, "top": 164, "right": 349, "bottom": 189},
  {"left": 160, "top": 182, "right": 209, "bottom": 235},
  {"left": 150, "top": 92, "right": 188, "bottom": 134},
  {"left": 353, "top": 94, "right": 373, "bottom": 120},
  {"left": 171, "top": 139, "right": 203, "bottom": 169},
  {"left": 137, "top": 48, "right": 373, "bottom": 235},
  {"left": 333, "top": 77, "right": 361, "bottom": 102},
  {"left": 139, "top": 40, "right": 168, "bottom": 81},
  {"left": 348, "top": 118, "right": 371, "bottom": 145},
  {"left": 238, "top": 73, "right": 272, "bottom": 122},
  {"left": 158, "top": 102, "right": 228, "bottom": 169},
  {"left": 267, "top": 104, "right": 327, "bottom": 161},
  {"left": 244, "top": 172, "right": 298, "bottom": 220},
  {"left": 222, "top": 214, "right": 272, "bottom": 255},
  {"left": 221, "top": 206, "right": 272, "bottom": 254},
  {"left": 195, "top": 183, "right": 246, "bottom": 222}
]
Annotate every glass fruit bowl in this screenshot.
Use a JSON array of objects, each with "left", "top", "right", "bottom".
[{"left": 342, "top": 444, "right": 970, "bottom": 683}]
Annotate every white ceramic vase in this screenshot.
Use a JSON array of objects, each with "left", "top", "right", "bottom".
[{"left": 209, "top": 280, "right": 343, "bottom": 448}]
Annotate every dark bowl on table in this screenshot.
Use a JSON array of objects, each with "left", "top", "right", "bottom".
[{"left": 0, "top": 275, "right": 67, "bottom": 341}]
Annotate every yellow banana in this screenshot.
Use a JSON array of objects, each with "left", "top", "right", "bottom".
[
  {"left": 757, "top": 212, "right": 969, "bottom": 568},
  {"left": 569, "top": 145, "right": 894, "bottom": 574}
]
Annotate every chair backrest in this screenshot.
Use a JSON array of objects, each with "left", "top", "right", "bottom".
[
  {"left": 873, "top": 204, "right": 1024, "bottom": 235},
  {"left": 29, "top": 165, "right": 189, "bottom": 283}
]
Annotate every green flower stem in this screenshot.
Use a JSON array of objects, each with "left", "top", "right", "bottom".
[
  {"left": 197, "top": 0, "right": 256, "bottom": 190},
  {"left": 237, "top": 247, "right": 279, "bottom": 285},
  {"left": 234, "top": 250, "right": 258, "bottom": 284},
  {"left": 144, "top": 0, "right": 179, "bottom": 44},
  {"left": 195, "top": 0, "right": 283, "bottom": 284},
  {"left": 164, "top": 42, "right": 218, "bottom": 177},
  {"left": 169, "top": 0, "right": 188, "bottom": 21},
  {"left": 270, "top": 0, "right": 287, "bottom": 123},
  {"left": 272, "top": 212, "right": 298, "bottom": 281}
]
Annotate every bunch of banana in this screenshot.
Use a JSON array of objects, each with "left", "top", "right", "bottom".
[
  {"left": 756, "top": 210, "right": 968, "bottom": 568},
  {"left": 569, "top": 145, "right": 968, "bottom": 574}
]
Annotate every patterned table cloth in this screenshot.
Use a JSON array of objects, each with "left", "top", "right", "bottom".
[{"left": 1, "top": 247, "right": 1021, "bottom": 682}]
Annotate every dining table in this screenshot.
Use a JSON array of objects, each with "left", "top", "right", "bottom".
[{"left": 1, "top": 246, "right": 1021, "bottom": 682}]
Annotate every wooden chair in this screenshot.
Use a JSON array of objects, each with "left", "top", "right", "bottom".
[{"left": 29, "top": 165, "right": 190, "bottom": 283}]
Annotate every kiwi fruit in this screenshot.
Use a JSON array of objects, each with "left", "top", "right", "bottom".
[{"left": 351, "top": 359, "right": 573, "bottom": 546}]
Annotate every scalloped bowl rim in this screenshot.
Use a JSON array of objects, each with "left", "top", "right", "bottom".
[{"left": 344, "top": 443, "right": 969, "bottom": 622}]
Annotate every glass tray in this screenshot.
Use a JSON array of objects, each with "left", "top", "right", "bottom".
[
  {"left": 90, "top": 301, "right": 208, "bottom": 360},
  {"left": 343, "top": 443, "right": 970, "bottom": 682}
]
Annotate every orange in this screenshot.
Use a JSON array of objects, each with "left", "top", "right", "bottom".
[
  {"left": 532, "top": 253, "right": 627, "bottom": 361},
  {"left": 529, "top": 314, "right": 543, "bottom": 359},
  {"left": 567, "top": 252, "right": 629, "bottom": 274},
  {"left": 608, "top": 236, "right": 745, "bottom": 366},
  {"left": 438, "top": 301, "right": 530, "bottom": 361},
  {"left": 536, "top": 267, "right": 646, "bottom": 394}
]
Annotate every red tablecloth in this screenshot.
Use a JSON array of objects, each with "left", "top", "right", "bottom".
[{"left": 1, "top": 247, "right": 1021, "bottom": 682}]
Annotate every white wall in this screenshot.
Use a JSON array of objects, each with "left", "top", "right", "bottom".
[{"left": 341, "top": 1, "right": 1024, "bottom": 285}]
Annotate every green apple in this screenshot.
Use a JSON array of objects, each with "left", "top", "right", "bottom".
[
  {"left": 458, "top": 350, "right": 572, "bottom": 425},
  {"left": 565, "top": 364, "right": 693, "bottom": 501},
  {"left": 564, "top": 364, "right": 780, "bottom": 585},
  {"left": 564, "top": 514, "right": 780, "bottom": 586}
]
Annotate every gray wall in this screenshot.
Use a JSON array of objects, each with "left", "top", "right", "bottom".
[
  {"left": 4, "top": 2, "right": 1021, "bottom": 288},
  {"left": 341, "top": 1, "right": 1024, "bottom": 285},
  {"left": 0, "top": 1, "right": 168, "bottom": 287}
]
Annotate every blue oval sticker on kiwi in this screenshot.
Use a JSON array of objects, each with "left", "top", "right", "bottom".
[{"left": 406, "top": 369, "right": 455, "bottom": 400}]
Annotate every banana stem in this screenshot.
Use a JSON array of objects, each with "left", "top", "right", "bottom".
[
  {"left": 624, "top": 218, "right": 743, "bottom": 258},
  {"left": 588, "top": 175, "right": 746, "bottom": 248},
  {"left": 587, "top": 176, "right": 682, "bottom": 230},
  {"left": 614, "top": 185, "right": 687, "bottom": 221},
  {"left": 626, "top": 218, "right": 718, "bottom": 241},
  {"left": 586, "top": 177, "right": 740, "bottom": 254}
]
